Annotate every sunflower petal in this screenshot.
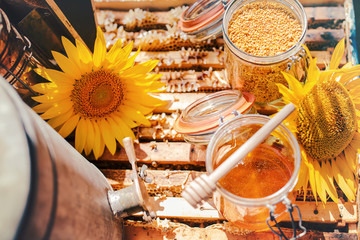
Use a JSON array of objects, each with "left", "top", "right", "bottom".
[
  {"left": 321, "top": 161, "right": 339, "bottom": 203},
  {"left": 124, "top": 100, "right": 154, "bottom": 115},
  {"left": 336, "top": 154, "right": 357, "bottom": 194},
  {"left": 108, "top": 117, "right": 135, "bottom": 145},
  {"left": 332, "top": 160, "right": 355, "bottom": 201},
  {"left": 92, "top": 121, "right": 103, "bottom": 159},
  {"left": 276, "top": 83, "right": 299, "bottom": 105},
  {"left": 313, "top": 160, "right": 327, "bottom": 203},
  {"left": 93, "top": 27, "right": 107, "bottom": 68},
  {"left": 113, "top": 112, "right": 138, "bottom": 129},
  {"left": 344, "top": 146, "right": 357, "bottom": 172},
  {"left": 120, "top": 105, "right": 151, "bottom": 126},
  {"left": 40, "top": 100, "right": 73, "bottom": 119},
  {"left": 32, "top": 102, "right": 53, "bottom": 113},
  {"left": 329, "top": 38, "right": 345, "bottom": 70},
  {"left": 47, "top": 110, "right": 74, "bottom": 129},
  {"left": 99, "top": 118, "right": 117, "bottom": 155},
  {"left": 76, "top": 39, "right": 92, "bottom": 65},
  {"left": 75, "top": 117, "right": 87, "bottom": 153},
  {"left": 294, "top": 151, "right": 309, "bottom": 200},
  {"left": 32, "top": 83, "right": 58, "bottom": 94},
  {"left": 306, "top": 159, "right": 318, "bottom": 203},
  {"left": 58, "top": 114, "right": 80, "bottom": 138},
  {"left": 84, "top": 119, "right": 95, "bottom": 156},
  {"left": 106, "top": 37, "right": 123, "bottom": 63},
  {"left": 52, "top": 51, "right": 81, "bottom": 78},
  {"left": 122, "top": 59, "right": 159, "bottom": 76},
  {"left": 127, "top": 92, "right": 166, "bottom": 107}
]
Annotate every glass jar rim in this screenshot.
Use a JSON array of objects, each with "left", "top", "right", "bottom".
[
  {"left": 173, "top": 90, "right": 255, "bottom": 134},
  {"left": 205, "top": 114, "right": 301, "bottom": 207},
  {"left": 179, "top": 0, "right": 227, "bottom": 33},
  {"left": 222, "top": 0, "right": 308, "bottom": 64}
]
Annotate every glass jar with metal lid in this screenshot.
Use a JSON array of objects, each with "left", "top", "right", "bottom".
[
  {"left": 173, "top": 90, "right": 255, "bottom": 145},
  {"left": 179, "top": 0, "right": 309, "bottom": 114},
  {"left": 206, "top": 114, "right": 305, "bottom": 236}
]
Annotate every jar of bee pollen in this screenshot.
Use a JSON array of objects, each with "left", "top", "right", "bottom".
[{"left": 223, "top": 0, "right": 308, "bottom": 114}]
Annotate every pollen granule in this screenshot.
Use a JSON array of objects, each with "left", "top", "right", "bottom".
[{"left": 225, "top": 1, "right": 305, "bottom": 104}]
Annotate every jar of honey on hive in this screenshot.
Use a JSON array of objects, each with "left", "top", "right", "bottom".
[
  {"left": 223, "top": 0, "right": 308, "bottom": 114},
  {"left": 206, "top": 114, "right": 304, "bottom": 232}
]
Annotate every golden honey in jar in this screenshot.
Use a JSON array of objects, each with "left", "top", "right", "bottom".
[
  {"left": 222, "top": 0, "right": 308, "bottom": 114},
  {"left": 206, "top": 115, "right": 301, "bottom": 231}
]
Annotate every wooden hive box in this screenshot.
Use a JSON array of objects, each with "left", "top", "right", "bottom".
[{"left": 90, "top": 0, "right": 360, "bottom": 238}]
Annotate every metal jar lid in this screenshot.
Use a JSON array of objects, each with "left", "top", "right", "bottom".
[
  {"left": 173, "top": 90, "right": 255, "bottom": 144},
  {"left": 179, "top": 0, "right": 228, "bottom": 41}
]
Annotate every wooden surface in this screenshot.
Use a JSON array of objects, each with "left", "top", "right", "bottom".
[{"left": 92, "top": 0, "right": 359, "bottom": 239}]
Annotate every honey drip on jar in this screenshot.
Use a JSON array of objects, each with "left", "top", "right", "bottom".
[{"left": 214, "top": 125, "right": 294, "bottom": 199}]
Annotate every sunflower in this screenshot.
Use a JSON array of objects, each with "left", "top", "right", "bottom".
[
  {"left": 277, "top": 38, "right": 360, "bottom": 203},
  {"left": 31, "top": 27, "right": 165, "bottom": 159}
]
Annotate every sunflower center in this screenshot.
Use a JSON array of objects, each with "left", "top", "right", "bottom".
[
  {"left": 296, "top": 79, "right": 357, "bottom": 160},
  {"left": 71, "top": 69, "right": 124, "bottom": 119}
]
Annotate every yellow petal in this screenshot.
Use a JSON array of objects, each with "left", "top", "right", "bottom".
[
  {"left": 332, "top": 160, "right": 356, "bottom": 201},
  {"left": 112, "top": 43, "right": 137, "bottom": 71},
  {"left": 106, "top": 37, "right": 123, "bottom": 63},
  {"left": 32, "top": 92, "right": 71, "bottom": 103},
  {"left": 92, "top": 121, "right": 103, "bottom": 159},
  {"left": 113, "top": 112, "right": 138, "bottom": 129},
  {"left": 108, "top": 117, "right": 126, "bottom": 145},
  {"left": 345, "top": 78, "right": 360, "bottom": 90},
  {"left": 62, "top": 36, "right": 90, "bottom": 73},
  {"left": 99, "top": 118, "right": 117, "bottom": 155},
  {"left": 47, "top": 110, "right": 74, "bottom": 129},
  {"left": 329, "top": 38, "right": 345, "bottom": 70},
  {"left": 336, "top": 154, "right": 357, "bottom": 194},
  {"left": 108, "top": 117, "right": 135, "bottom": 145},
  {"left": 127, "top": 92, "right": 165, "bottom": 107},
  {"left": 313, "top": 160, "right": 327, "bottom": 203},
  {"left": 306, "top": 159, "right": 318, "bottom": 204},
  {"left": 122, "top": 59, "right": 159, "bottom": 77},
  {"left": 44, "top": 68, "right": 74, "bottom": 86},
  {"left": 93, "top": 27, "right": 106, "bottom": 68},
  {"left": 75, "top": 117, "right": 87, "bottom": 153},
  {"left": 276, "top": 83, "right": 299, "bottom": 105},
  {"left": 40, "top": 100, "right": 73, "bottom": 119},
  {"left": 303, "top": 58, "right": 319, "bottom": 92},
  {"left": 120, "top": 105, "right": 151, "bottom": 126},
  {"left": 124, "top": 100, "right": 154, "bottom": 115},
  {"left": 32, "top": 102, "right": 52, "bottom": 113},
  {"left": 294, "top": 151, "right": 309, "bottom": 200},
  {"left": 52, "top": 51, "right": 81, "bottom": 78},
  {"left": 84, "top": 119, "right": 95, "bottom": 156},
  {"left": 321, "top": 161, "right": 338, "bottom": 203},
  {"left": 343, "top": 146, "right": 357, "bottom": 172},
  {"left": 76, "top": 39, "right": 92, "bottom": 65},
  {"left": 32, "top": 83, "right": 58, "bottom": 94},
  {"left": 58, "top": 114, "right": 80, "bottom": 138}
]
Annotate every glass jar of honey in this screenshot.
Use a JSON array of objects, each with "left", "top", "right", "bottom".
[
  {"left": 206, "top": 114, "right": 304, "bottom": 233},
  {"left": 223, "top": 0, "right": 308, "bottom": 114}
]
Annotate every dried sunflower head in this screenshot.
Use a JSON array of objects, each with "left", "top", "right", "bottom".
[{"left": 277, "top": 38, "right": 360, "bottom": 203}]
